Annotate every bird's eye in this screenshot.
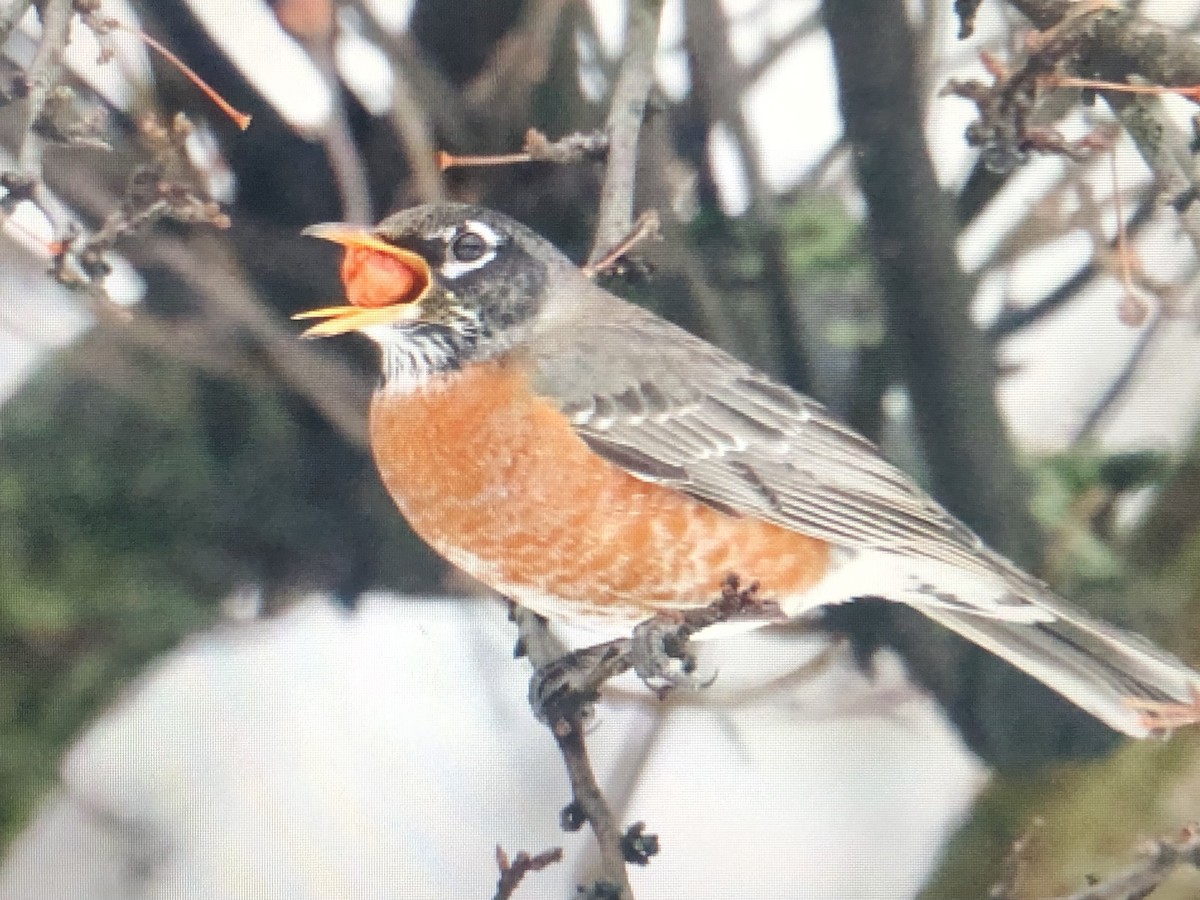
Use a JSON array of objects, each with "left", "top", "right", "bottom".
[{"left": 450, "top": 229, "right": 488, "bottom": 263}]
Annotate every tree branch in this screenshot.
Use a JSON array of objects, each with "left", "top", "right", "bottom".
[
  {"left": 492, "top": 845, "right": 563, "bottom": 900},
  {"left": 588, "top": 0, "right": 664, "bottom": 266},
  {"left": 14, "top": 0, "right": 72, "bottom": 174},
  {"left": 1071, "top": 311, "right": 1162, "bottom": 445},
  {"left": 1050, "top": 827, "right": 1200, "bottom": 900},
  {"left": 509, "top": 605, "right": 635, "bottom": 900},
  {"left": 987, "top": 196, "right": 1155, "bottom": 339},
  {"left": 685, "top": 0, "right": 812, "bottom": 390},
  {"left": 826, "top": 0, "right": 1043, "bottom": 566},
  {"left": 996, "top": 1, "right": 1200, "bottom": 257},
  {"left": 738, "top": 13, "right": 820, "bottom": 87}
]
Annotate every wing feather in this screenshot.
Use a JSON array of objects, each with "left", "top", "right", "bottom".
[{"left": 533, "top": 304, "right": 989, "bottom": 564}]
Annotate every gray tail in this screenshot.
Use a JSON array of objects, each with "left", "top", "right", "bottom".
[{"left": 915, "top": 603, "right": 1200, "bottom": 737}]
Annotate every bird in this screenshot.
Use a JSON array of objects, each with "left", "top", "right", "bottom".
[{"left": 295, "top": 202, "right": 1200, "bottom": 739}]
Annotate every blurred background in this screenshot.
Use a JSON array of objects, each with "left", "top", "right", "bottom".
[{"left": 2, "top": 0, "right": 1200, "bottom": 897}]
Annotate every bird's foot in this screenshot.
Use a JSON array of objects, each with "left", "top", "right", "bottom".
[
  {"left": 630, "top": 613, "right": 710, "bottom": 695},
  {"left": 632, "top": 574, "right": 784, "bottom": 698},
  {"left": 528, "top": 575, "right": 784, "bottom": 718}
]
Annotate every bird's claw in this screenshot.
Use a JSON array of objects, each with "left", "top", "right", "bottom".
[{"left": 630, "top": 615, "right": 715, "bottom": 697}]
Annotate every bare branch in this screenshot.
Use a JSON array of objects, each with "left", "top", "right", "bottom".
[
  {"left": 436, "top": 128, "right": 609, "bottom": 171},
  {"left": 386, "top": 54, "right": 445, "bottom": 204},
  {"left": 14, "top": 0, "right": 72, "bottom": 174},
  {"left": 581, "top": 209, "right": 659, "bottom": 278},
  {"left": 330, "top": 0, "right": 442, "bottom": 203},
  {"left": 463, "top": 0, "right": 572, "bottom": 138},
  {"left": 348, "top": 1, "right": 474, "bottom": 151},
  {"left": 985, "top": 1, "right": 1200, "bottom": 257},
  {"left": 685, "top": 0, "right": 812, "bottom": 389},
  {"left": 588, "top": 0, "right": 665, "bottom": 266},
  {"left": 738, "top": 12, "right": 820, "bottom": 87},
  {"left": 492, "top": 845, "right": 563, "bottom": 900},
  {"left": 1050, "top": 826, "right": 1200, "bottom": 900},
  {"left": 512, "top": 578, "right": 777, "bottom": 900},
  {"left": 281, "top": 13, "right": 373, "bottom": 224},
  {"left": 1072, "top": 313, "right": 1162, "bottom": 444},
  {"left": 986, "top": 196, "right": 1155, "bottom": 339},
  {"left": 1110, "top": 94, "right": 1200, "bottom": 257},
  {"left": 508, "top": 604, "right": 634, "bottom": 900}
]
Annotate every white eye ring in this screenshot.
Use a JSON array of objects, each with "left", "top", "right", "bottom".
[{"left": 440, "top": 219, "right": 500, "bottom": 279}]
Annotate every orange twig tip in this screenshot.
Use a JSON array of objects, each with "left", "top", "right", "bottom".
[
  {"left": 120, "top": 23, "right": 252, "bottom": 130},
  {"left": 436, "top": 150, "right": 532, "bottom": 171},
  {"left": 1050, "top": 74, "right": 1200, "bottom": 104}
]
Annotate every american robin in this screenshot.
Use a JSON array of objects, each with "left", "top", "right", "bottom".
[{"left": 296, "top": 203, "right": 1200, "bottom": 738}]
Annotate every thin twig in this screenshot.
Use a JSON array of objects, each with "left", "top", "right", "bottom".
[
  {"left": 581, "top": 209, "right": 660, "bottom": 278},
  {"left": 1050, "top": 825, "right": 1200, "bottom": 900},
  {"left": 13, "top": 0, "right": 72, "bottom": 175},
  {"left": 436, "top": 128, "right": 609, "bottom": 172},
  {"left": 1071, "top": 312, "right": 1162, "bottom": 445},
  {"left": 987, "top": 197, "right": 1155, "bottom": 339},
  {"left": 588, "top": 0, "right": 665, "bottom": 267},
  {"left": 492, "top": 845, "right": 563, "bottom": 900}
]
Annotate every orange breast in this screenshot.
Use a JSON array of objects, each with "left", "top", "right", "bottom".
[{"left": 369, "top": 357, "right": 830, "bottom": 622}]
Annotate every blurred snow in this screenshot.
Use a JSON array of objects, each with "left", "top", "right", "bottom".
[
  {"left": 182, "top": 0, "right": 333, "bottom": 134},
  {"left": 360, "top": 0, "right": 416, "bottom": 34},
  {"left": 334, "top": 10, "right": 395, "bottom": 117},
  {"left": 0, "top": 248, "right": 89, "bottom": 406},
  {"left": 0, "top": 597, "right": 984, "bottom": 900}
]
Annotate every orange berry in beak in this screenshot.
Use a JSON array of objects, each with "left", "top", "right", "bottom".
[{"left": 342, "top": 246, "right": 425, "bottom": 308}]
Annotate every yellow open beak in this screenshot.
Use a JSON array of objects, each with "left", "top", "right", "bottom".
[{"left": 293, "top": 223, "right": 431, "bottom": 338}]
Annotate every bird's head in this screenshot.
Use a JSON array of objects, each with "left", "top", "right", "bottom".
[{"left": 296, "top": 203, "right": 572, "bottom": 387}]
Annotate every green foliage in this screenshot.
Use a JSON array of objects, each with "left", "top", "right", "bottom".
[
  {"left": 0, "top": 366, "right": 216, "bottom": 840},
  {"left": 920, "top": 733, "right": 1200, "bottom": 900},
  {"left": 0, "top": 337, "right": 436, "bottom": 842},
  {"left": 1026, "top": 448, "right": 1173, "bottom": 599},
  {"left": 689, "top": 195, "right": 872, "bottom": 287},
  {"left": 684, "top": 196, "right": 882, "bottom": 378}
]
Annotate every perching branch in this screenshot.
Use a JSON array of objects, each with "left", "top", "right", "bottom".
[
  {"left": 511, "top": 578, "right": 780, "bottom": 900},
  {"left": 509, "top": 604, "right": 636, "bottom": 900}
]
